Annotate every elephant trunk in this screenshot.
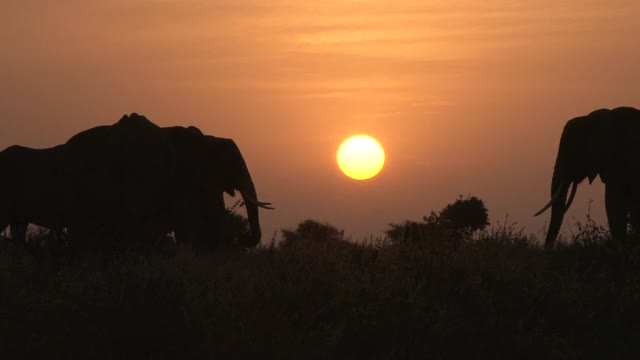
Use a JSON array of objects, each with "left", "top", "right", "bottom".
[
  {"left": 537, "top": 122, "right": 584, "bottom": 249},
  {"left": 544, "top": 170, "right": 578, "bottom": 248},
  {"left": 238, "top": 170, "right": 262, "bottom": 247}
]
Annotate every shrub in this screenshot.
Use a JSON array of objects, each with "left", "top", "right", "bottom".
[
  {"left": 438, "top": 195, "right": 489, "bottom": 237},
  {"left": 4, "top": 214, "right": 640, "bottom": 358},
  {"left": 280, "top": 219, "right": 344, "bottom": 246},
  {"left": 386, "top": 195, "right": 490, "bottom": 246}
]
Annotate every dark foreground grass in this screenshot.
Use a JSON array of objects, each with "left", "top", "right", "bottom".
[{"left": 2, "top": 228, "right": 640, "bottom": 359}]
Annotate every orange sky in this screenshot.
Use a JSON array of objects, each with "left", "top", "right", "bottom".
[{"left": 2, "top": 0, "right": 640, "bottom": 241}]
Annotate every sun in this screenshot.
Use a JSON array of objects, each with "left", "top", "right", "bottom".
[{"left": 337, "top": 135, "right": 385, "bottom": 180}]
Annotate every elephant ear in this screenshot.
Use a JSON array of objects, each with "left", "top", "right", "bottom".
[
  {"left": 587, "top": 109, "right": 615, "bottom": 183},
  {"left": 202, "top": 136, "right": 247, "bottom": 196}
]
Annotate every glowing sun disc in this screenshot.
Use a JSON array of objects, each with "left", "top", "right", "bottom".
[{"left": 337, "top": 135, "right": 385, "bottom": 180}]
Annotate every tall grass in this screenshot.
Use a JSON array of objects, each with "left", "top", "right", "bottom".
[{"left": 2, "top": 220, "right": 640, "bottom": 359}]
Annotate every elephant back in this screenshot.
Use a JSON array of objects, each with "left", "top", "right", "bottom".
[{"left": 115, "top": 113, "right": 160, "bottom": 131}]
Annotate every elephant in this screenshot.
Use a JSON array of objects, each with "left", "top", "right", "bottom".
[
  {"left": 160, "top": 125, "right": 273, "bottom": 248},
  {"left": 535, "top": 106, "right": 640, "bottom": 248},
  {"left": 1, "top": 112, "right": 272, "bottom": 251},
  {"left": 0, "top": 144, "right": 69, "bottom": 245}
]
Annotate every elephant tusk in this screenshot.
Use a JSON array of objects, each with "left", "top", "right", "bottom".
[
  {"left": 564, "top": 181, "right": 578, "bottom": 210},
  {"left": 534, "top": 183, "right": 567, "bottom": 216},
  {"left": 258, "top": 202, "right": 275, "bottom": 210},
  {"left": 243, "top": 196, "right": 275, "bottom": 210}
]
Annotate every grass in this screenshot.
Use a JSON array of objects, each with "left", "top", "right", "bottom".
[{"left": 2, "top": 221, "right": 640, "bottom": 359}]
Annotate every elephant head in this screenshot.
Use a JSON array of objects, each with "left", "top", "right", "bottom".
[
  {"left": 164, "top": 127, "right": 273, "bottom": 248},
  {"left": 535, "top": 109, "right": 621, "bottom": 247},
  {"left": 203, "top": 136, "right": 273, "bottom": 246}
]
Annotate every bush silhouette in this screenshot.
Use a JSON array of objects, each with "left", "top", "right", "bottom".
[
  {"left": 438, "top": 195, "right": 489, "bottom": 237},
  {"left": 4, "top": 209, "right": 640, "bottom": 358},
  {"left": 386, "top": 195, "right": 489, "bottom": 245},
  {"left": 220, "top": 202, "right": 251, "bottom": 245},
  {"left": 281, "top": 219, "right": 344, "bottom": 245}
]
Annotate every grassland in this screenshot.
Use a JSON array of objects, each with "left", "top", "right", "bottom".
[{"left": 2, "top": 220, "right": 640, "bottom": 359}]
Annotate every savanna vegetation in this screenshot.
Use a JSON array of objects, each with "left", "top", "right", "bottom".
[{"left": 2, "top": 197, "right": 640, "bottom": 359}]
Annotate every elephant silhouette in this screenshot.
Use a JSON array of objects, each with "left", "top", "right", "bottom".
[
  {"left": 535, "top": 107, "right": 640, "bottom": 248},
  {"left": 0, "top": 113, "right": 273, "bottom": 251}
]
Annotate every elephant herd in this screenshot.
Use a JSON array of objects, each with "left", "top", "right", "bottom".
[
  {"left": 536, "top": 106, "right": 640, "bottom": 248},
  {"left": 3, "top": 107, "right": 640, "bottom": 252},
  {"left": 0, "top": 113, "right": 273, "bottom": 252}
]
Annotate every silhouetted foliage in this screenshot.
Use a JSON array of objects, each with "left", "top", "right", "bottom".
[
  {"left": 438, "top": 195, "right": 490, "bottom": 236},
  {"left": 386, "top": 195, "right": 489, "bottom": 246},
  {"left": 6, "top": 214, "right": 640, "bottom": 358},
  {"left": 569, "top": 205, "right": 611, "bottom": 246},
  {"left": 281, "top": 219, "right": 345, "bottom": 245},
  {"left": 221, "top": 200, "right": 251, "bottom": 245}
]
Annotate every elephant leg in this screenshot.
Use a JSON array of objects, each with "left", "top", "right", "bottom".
[
  {"left": 628, "top": 185, "right": 640, "bottom": 240},
  {"left": 189, "top": 216, "right": 217, "bottom": 251},
  {"left": 605, "top": 184, "right": 628, "bottom": 242},
  {"left": 172, "top": 215, "right": 195, "bottom": 246},
  {"left": 629, "top": 209, "right": 640, "bottom": 239},
  {"left": 9, "top": 222, "right": 28, "bottom": 244},
  {"left": 179, "top": 194, "right": 225, "bottom": 251},
  {"left": 69, "top": 223, "right": 103, "bottom": 253},
  {"left": 196, "top": 195, "right": 226, "bottom": 250},
  {"left": 0, "top": 213, "right": 8, "bottom": 239}
]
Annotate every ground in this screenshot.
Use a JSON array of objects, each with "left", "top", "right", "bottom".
[{"left": 1, "top": 220, "right": 640, "bottom": 359}]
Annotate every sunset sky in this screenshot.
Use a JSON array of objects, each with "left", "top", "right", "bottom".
[{"left": 2, "top": 0, "right": 640, "bottom": 242}]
